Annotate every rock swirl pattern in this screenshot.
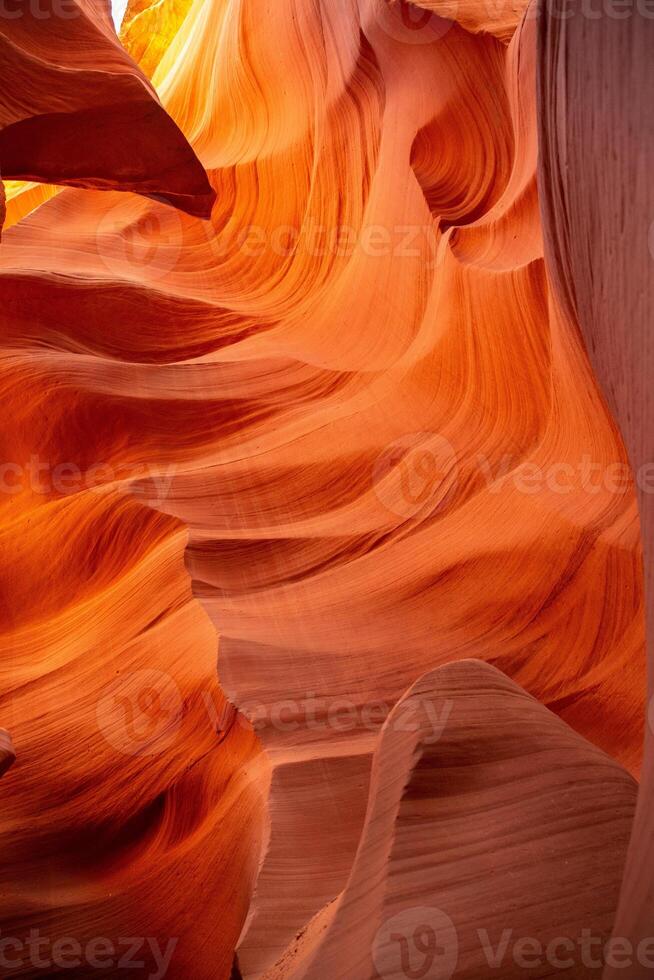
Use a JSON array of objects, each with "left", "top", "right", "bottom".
[{"left": 0, "top": 0, "right": 651, "bottom": 977}]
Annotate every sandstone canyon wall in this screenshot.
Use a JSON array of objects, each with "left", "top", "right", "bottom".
[{"left": 0, "top": 0, "right": 651, "bottom": 977}]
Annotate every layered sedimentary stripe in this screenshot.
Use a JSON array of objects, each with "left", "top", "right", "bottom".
[
  {"left": 0, "top": 0, "right": 648, "bottom": 976},
  {"left": 536, "top": 1, "right": 654, "bottom": 974},
  {"left": 260, "top": 660, "right": 637, "bottom": 979},
  {"left": 0, "top": 0, "right": 213, "bottom": 220}
]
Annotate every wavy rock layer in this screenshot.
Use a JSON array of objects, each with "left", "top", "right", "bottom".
[
  {"left": 0, "top": 0, "right": 647, "bottom": 977},
  {"left": 0, "top": 501, "right": 264, "bottom": 977},
  {"left": 261, "top": 660, "right": 637, "bottom": 979},
  {"left": 0, "top": 0, "right": 213, "bottom": 219}
]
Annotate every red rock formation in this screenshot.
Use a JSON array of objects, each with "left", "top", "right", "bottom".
[
  {"left": 0, "top": 0, "right": 213, "bottom": 217},
  {"left": 0, "top": 727, "right": 15, "bottom": 777},
  {"left": 537, "top": 1, "right": 654, "bottom": 974},
  {"left": 0, "top": 0, "right": 649, "bottom": 976},
  {"left": 260, "top": 660, "right": 637, "bottom": 979}
]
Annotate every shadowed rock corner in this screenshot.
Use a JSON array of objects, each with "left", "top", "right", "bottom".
[{"left": 0, "top": 728, "right": 15, "bottom": 778}]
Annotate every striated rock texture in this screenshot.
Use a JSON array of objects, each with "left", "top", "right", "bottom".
[
  {"left": 0, "top": 0, "right": 213, "bottom": 219},
  {"left": 261, "top": 660, "right": 637, "bottom": 979},
  {"left": 0, "top": 727, "right": 15, "bottom": 778},
  {"left": 537, "top": 0, "right": 654, "bottom": 975},
  {"left": 0, "top": 0, "right": 650, "bottom": 977}
]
